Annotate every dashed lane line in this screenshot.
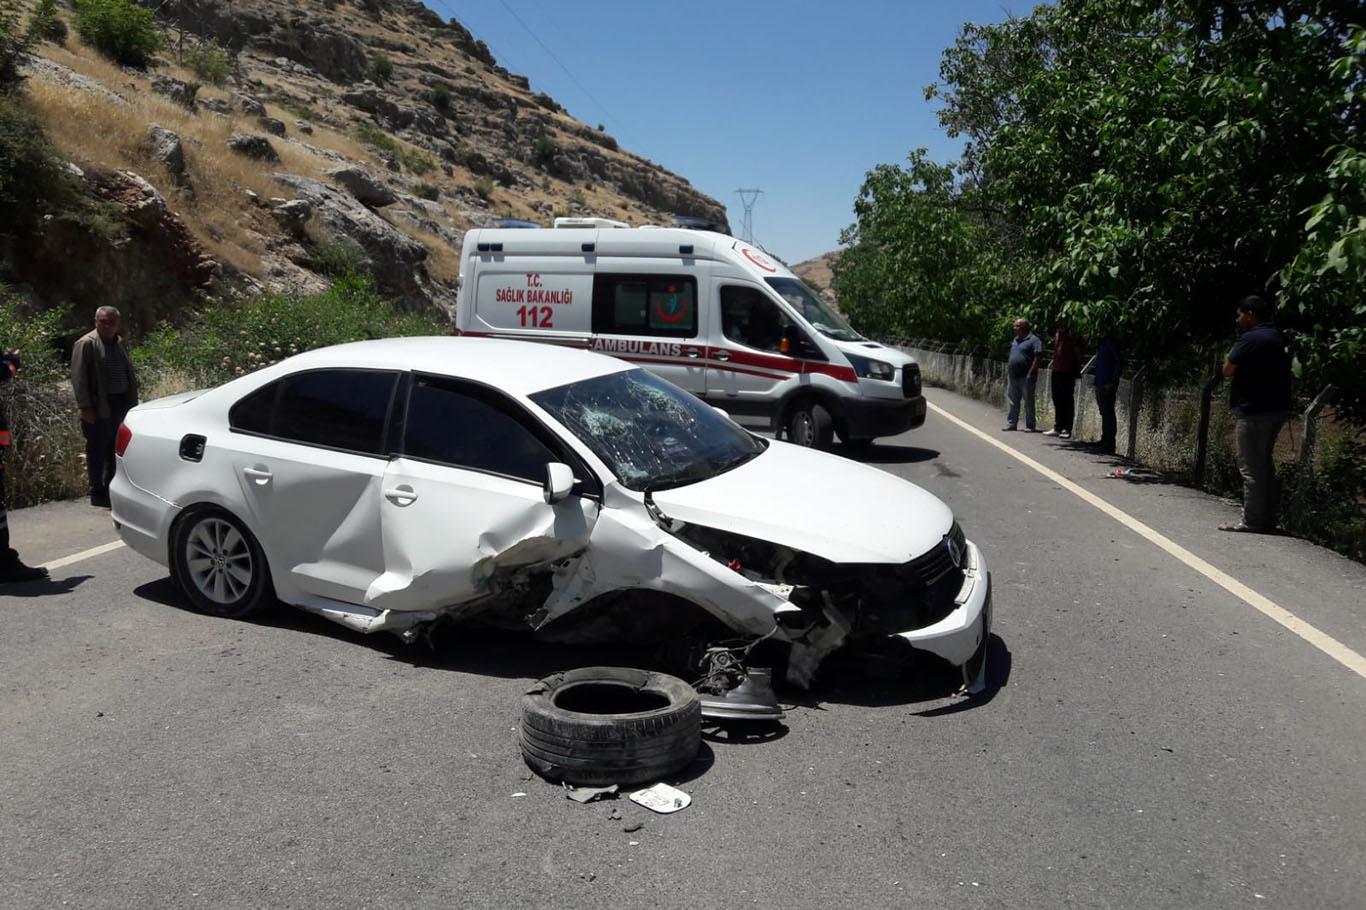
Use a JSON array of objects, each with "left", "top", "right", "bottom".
[
  {"left": 40, "top": 540, "right": 125, "bottom": 572},
  {"left": 926, "top": 400, "right": 1366, "bottom": 681}
]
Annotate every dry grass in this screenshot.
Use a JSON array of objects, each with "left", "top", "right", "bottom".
[
  {"left": 23, "top": 41, "right": 347, "bottom": 277},
  {"left": 390, "top": 220, "right": 461, "bottom": 283}
]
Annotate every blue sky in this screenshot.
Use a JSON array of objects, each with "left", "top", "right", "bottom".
[{"left": 428, "top": 1, "right": 1027, "bottom": 264}]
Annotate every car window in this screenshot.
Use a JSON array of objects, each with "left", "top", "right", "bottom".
[
  {"left": 403, "top": 377, "right": 558, "bottom": 483},
  {"left": 230, "top": 369, "right": 397, "bottom": 454},
  {"left": 720, "top": 286, "right": 794, "bottom": 353},
  {"left": 592, "top": 275, "right": 698, "bottom": 338}
]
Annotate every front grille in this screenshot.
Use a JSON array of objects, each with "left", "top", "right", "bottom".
[
  {"left": 902, "top": 363, "right": 922, "bottom": 398},
  {"left": 907, "top": 522, "right": 966, "bottom": 585}
]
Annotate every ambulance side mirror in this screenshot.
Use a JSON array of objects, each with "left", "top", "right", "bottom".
[{"left": 544, "top": 462, "right": 576, "bottom": 504}]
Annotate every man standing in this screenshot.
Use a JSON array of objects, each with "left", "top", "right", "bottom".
[
  {"left": 1004, "top": 318, "right": 1043, "bottom": 431},
  {"left": 1044, "top": 321, "right": 1080, "bottom": 438},
  {"left": 1220, "top": 295, "right": 1292, "bottom": 533},
  {"left": 1093, "top": 332, "right": 1122, "bottom": 455},
  {"left": 71, "top": 306, "right": 139, "bottom": 509},
  {"left": 1, "top": 349, "right": 49, "bottom": 584}
]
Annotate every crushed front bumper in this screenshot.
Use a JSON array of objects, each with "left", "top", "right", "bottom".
[{"left": 894, "top": 539, "right": 991, "bottom": 668}]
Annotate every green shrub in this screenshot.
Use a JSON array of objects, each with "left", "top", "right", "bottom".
[
  {"left": 357, "top": 121, "right": 399, "bottom": 154},
  {"left": 0, "top": 97, "right": 67, "bottom": 228},
  {"left": 532, "top": 133, "right": 557, "bottom": 167},
  {"left": 371, "top": 51, "right": 393, "bottom": 84},
  {"left": 309, "top": 235, "right": 367, "bottom": 278},
  {"left": 569, "top": 189, "right": 587, "bottom": 208},
  {"left": 185, "top": 39, "right": 232, "bottom": 85},
  {"left": 0, "top": 294, "right": 86, "bottom": 507},
  {"left": 1, "top": 13, "right": 29, "bottom": 88},
  {"left": 76, "top": 0, "right": 164, "bottom": 68},
  {"left": 413, "top": 182, "right": 440, "bottom": 201},
  {"left": 134, "top": 274, "right": 447, "bottom": 387},
  {"left": 473, "top": 176, "right": 493, "bottom": 201},
  {"left": 26, "top": 0, "right": 67, "bottom": 45},
  {"left": 429, "top": 82, "right": 451, "bottom": 111}
]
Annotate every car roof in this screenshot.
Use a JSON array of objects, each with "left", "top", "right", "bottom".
[{"left": 282, "top": 336, "right": 632, "bottom": 395}]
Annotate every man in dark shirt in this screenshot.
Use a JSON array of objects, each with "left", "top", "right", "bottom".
[
  {"left": 70, "top": 306, "right": 139, "bottom": 509},
  {"left": 1220, "top": 295, "right": 1292, "bottom": 532},
  {"left": 1092, "top": 332, "right": 1122, "bottom": 455},
  {"left": 1044, "top": 322, "right": 1081, "bottom": 438},
  {"left": 1004, "top": 319, "right": 1043, "bottom": 431}
]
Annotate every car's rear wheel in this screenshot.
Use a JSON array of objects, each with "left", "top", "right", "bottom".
[
  {"left": 171, "top": 508, "right": 274, "bottom": 619},
  {"left": 786, "top": 401, "right": 834, "bottom": 449}
]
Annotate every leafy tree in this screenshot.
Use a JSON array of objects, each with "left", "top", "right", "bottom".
[
  {"left": 0, "top": 97, "right": 66, "bottom": 232},
  {"left": 75, "top": 0, "right": 164, "bottom": 68},
  {"left": 185, "top": 39, "right": 232, "bottom": 85},
  {"left": 833, "top": 150, "right": 1017, "bottom": 348},
  {"left": 429, "top": 81, "right": 451, "bottom": 110},
  {"left": 0, "top": 12, "right": 27, "bottom": 88}
]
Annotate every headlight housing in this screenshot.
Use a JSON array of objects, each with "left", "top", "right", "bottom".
[{"left": 845, "top": 354, "right": 896, "bottom": 381}]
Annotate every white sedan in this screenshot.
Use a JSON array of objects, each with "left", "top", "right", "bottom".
[{"left": 111, "top": 337, "right": 991, "bottom": 689}]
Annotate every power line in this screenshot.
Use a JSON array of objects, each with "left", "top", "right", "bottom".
[
  {"left": 427, "top": 0, "right": 527, "bottom": 80},
  {"left": 494, "top": 0, "right": 623, "bottom": 133}
]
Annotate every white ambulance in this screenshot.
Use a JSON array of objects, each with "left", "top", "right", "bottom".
[{"left": 452, "top": 218, "right": 925, "bottom": 449}]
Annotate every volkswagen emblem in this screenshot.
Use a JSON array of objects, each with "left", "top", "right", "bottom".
[{"left": 945, "top": 536, "right": 963, "bottom": 569}]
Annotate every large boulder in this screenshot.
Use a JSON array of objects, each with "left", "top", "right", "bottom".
[
  {"left": 150, "top": 75, "right": 200, "bottom": 111},
  {"left": 146, "top": 125, "right": 186, "bottom": 181},
  {"left": 341, "top": 86, "right": 414, "bottom": 130},
  {"left": 233, "top": 92, "right": 267, "bottom": 116},
  {"left": 257, "top": 116, "right": 287, "bottom": 137},
  {"left": 274, "top": 173, "right": 435, "bottom": 310},
  {"left": 225, "top": 133, "right": 279, "bottom": 162},
  {"left": 326, "top": 166, "right": 397, "bottom": 208},
  {"left": 256, "top": 25, "right": 370, "bottom": 84}
]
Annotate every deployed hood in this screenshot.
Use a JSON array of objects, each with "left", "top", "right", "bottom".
[{"left": 651, "top": 441, "right": 953, "bottom": 564}]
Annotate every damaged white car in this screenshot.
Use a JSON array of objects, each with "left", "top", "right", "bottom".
[{"left": 111, "top": 337, "right": 991, "bottom": 696}]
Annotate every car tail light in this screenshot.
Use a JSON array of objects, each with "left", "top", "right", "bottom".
[{"left": 115, "top": 423, "right": 132, "bottom": 457}]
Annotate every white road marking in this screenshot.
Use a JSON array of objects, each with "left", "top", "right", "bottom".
[
  {"left": 40, "top": 540, "right": 125, "bottom": 572},
  {"left": 926, "top": 400, "right": 1366, "bottom": 681}
]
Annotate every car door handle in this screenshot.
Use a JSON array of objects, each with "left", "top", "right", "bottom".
[
  {"left": 242, "top": 466, "right": 272, "bottom": 485},
  {"left": 384, "top": 485, "right": 418, "bottom": 506},
  {"left": 713, "top": 351, "right": 731, "bottom": 362}
]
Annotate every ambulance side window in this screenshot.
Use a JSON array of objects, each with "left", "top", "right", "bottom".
[
  {"left": 592, "top": 275, "right": 698, "bottom": 338},
  {"left": 720, "top": 286, "right": 794, "bottom": 354}
]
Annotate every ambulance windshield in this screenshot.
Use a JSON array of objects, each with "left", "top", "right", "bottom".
[
  {"left": 531, "top": 369, "right": 766, "bottom": 492},
  {"left": 765, "top": 278, "right": 862, "bottom": 342}
]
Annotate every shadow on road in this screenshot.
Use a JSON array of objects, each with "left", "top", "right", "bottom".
[
  {"left": 844, "top": 444, "right": 940, "bottom": 465},
  {"left": 1, "top": 573, "right": 93, "bottom": 597},
  {"left": 133, "top": 579, "right": 1010, "bottom": 719}
]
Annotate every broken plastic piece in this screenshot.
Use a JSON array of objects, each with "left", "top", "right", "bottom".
[
  {"left": 563, "top": 783, "right": 620, "bottom": 803},
  {"left": 629, "top": 782, "right": 691, "bottom": 814}
]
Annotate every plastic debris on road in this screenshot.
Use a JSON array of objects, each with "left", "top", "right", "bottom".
[
  {"left": 563, "top": 783, "right": 619, "bottom": 803},
  {"left": 629, "top": 782, "right": 691, "bottom": 814}
]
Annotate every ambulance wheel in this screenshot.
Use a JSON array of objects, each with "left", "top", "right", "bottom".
[{"left": 787, "top": 402, "right": 834, "bottom": 449}]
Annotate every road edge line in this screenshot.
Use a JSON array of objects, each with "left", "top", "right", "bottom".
[
  {"left": 40, "top": 540, "right": 125, "bottom": 572},
  {"left": 926, "top": 400, "right": 1366, "bottom": 681}
]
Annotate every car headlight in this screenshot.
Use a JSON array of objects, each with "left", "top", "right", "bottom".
[{"left": 846, "top": 354, "right": 895, "bottom": 381}]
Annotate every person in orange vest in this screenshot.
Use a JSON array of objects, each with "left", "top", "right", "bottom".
[{"left": 1, "top": 349, "right": 49, "bottom": 584}]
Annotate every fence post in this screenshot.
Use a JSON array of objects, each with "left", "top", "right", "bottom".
[
  {"left": 1193, "top": 373, "right": 1222, "bottom": 488},
  {"left": 1125, "top": 367, "right": 1145, "bottom": 462},
  {"left": 1289, "top": 384, "right": 1337, "bottom": 530}
]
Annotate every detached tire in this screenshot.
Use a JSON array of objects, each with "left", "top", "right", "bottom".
[
  {"left": 786, "top": 401, "right": 835, "bottom": 449},
  {"left": 520, "top": 667, "right": 700, "bottom": 787}
]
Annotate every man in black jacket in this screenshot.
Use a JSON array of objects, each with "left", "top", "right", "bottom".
[
  {"left": 1, "top": 349, "right": 50, "bottom": 584},
  {"left": 1220, "top": 295, "right": 1293, "bottom": 533}
]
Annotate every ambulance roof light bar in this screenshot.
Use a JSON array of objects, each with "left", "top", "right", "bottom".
[{"left": 553, "top": 217, "right": 630, "bottom": 229}]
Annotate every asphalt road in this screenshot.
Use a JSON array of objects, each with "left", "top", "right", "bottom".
[{"left": 2, "top": 386, "right": 1363, "bottom": 910}]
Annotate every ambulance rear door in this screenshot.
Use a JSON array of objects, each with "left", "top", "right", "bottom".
[{"left": 467, "top": 231, "right": 595, "bottom": 347}]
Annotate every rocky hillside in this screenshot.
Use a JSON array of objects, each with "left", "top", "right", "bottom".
[
  {"left": 1, "top": 0, "right": 726, "bottom": 331},
  {"left": 792, "top": 251, "right": 840, "bottom": 302}
]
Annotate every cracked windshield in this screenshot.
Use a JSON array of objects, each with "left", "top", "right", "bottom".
[{"left": 531, "top": 369, "right": 766, "bottom": 491}]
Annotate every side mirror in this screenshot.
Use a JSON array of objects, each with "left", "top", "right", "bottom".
[{"left": 544, "top": 462, "right": 575, "bottom": 504}]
